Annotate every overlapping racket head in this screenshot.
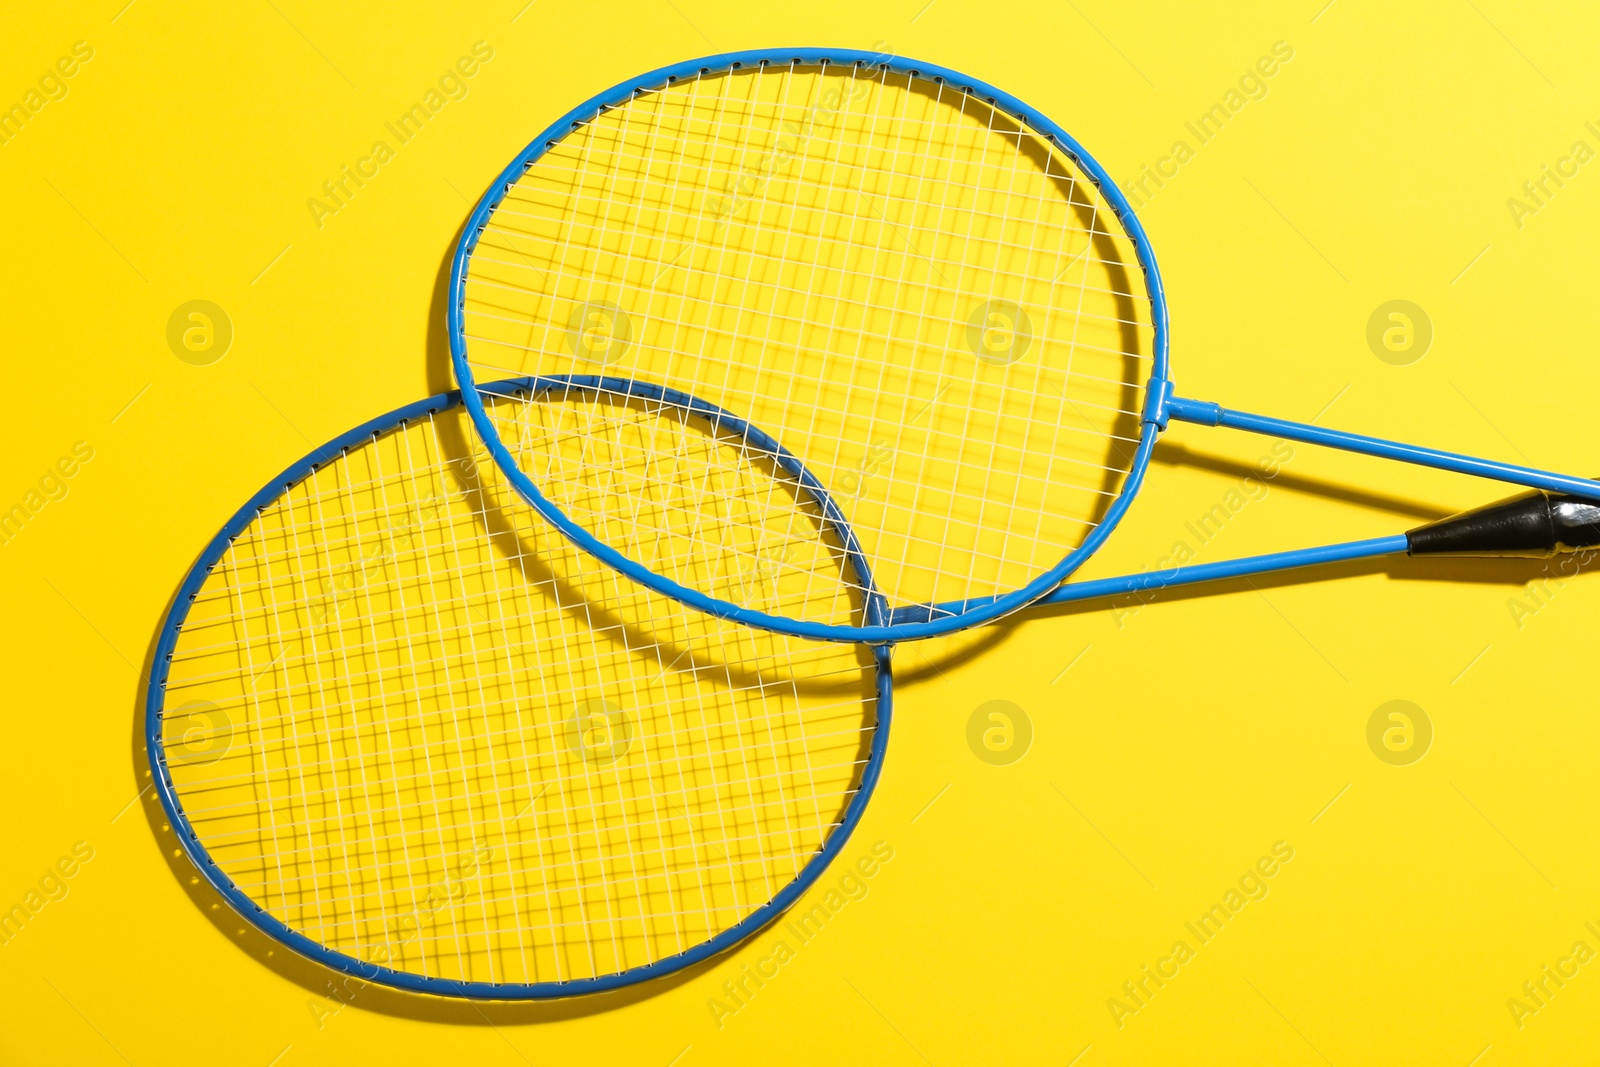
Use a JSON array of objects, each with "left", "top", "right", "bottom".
[
  {"left": 147, "top": 387, "right": 888, "bottom": 998},
  {"left": 451, "top": 50, "right": 1165, "bottom": 641}
]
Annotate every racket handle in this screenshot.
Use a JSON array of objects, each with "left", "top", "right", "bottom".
[{"left": 1407, "top": 484, "right": 1600, "bottom": 558}]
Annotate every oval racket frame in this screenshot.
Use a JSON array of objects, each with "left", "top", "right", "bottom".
[
  {"left": 145, "top": 380, "right": 893, "bottom": 1000},
  {"left": 448, "top": 48, "right": 1172, "bottom": 643}
]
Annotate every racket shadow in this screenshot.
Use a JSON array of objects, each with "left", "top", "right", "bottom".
[{"left": 1151, "top": 440, "right": 1455, "bottom": 522}]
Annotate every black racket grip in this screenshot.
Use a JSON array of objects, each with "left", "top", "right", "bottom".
[{"left": 1407, "top": 481, "right": 1600, "bottom": 558}]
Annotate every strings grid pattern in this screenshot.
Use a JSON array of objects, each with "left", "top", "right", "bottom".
[
  {"left": 458, "top": 59, "right": 1156, "bottom": 621},
  {"left": 153, "top": 401, "right": 880, "bottom": 990}
]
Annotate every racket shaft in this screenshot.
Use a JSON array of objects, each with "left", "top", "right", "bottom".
[
  {"left": 1033, "top": 534, "right": 1408, "bottom": 606},
  {"left": 1166, "top": 396, "right": 1600, "bottom": 498}
]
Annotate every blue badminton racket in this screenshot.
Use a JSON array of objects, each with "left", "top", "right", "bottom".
[
  {"left": 448, "top": 49, "right": 1600, "bottom": 644},
  {"left": 146, "top": 380, "right": 890, "bottom": 999}
]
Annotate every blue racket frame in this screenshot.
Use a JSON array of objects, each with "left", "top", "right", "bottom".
[
  {"left": 145, "top": 379, "right": 893, "bottom": 1001},
  {"left": 450, "top": 48, "right": 1600, "bottom": 644}
]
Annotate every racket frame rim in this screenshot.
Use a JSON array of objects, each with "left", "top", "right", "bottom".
[
  {"left": 446, "top": 46, "right": 1172, "bottom": 643},
  {"left": 143, "top": 380, "right": 894, "bottom": 1001}
]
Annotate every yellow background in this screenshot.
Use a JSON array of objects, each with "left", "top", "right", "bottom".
[{"left": 2, "top": 0, "right": 1598, "bottom": 1063}]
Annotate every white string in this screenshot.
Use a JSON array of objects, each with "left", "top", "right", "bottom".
[{"left": 183, "top": 729, "right": 872, "bottom": 843}]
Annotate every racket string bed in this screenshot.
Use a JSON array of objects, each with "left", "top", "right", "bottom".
[{"left": 150, "top": 396, "right": 887, "bottom": 993}]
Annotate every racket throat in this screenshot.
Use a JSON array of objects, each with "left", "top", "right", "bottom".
[{"left": 1141, "top": 377, "right": 1177, "bottom": 429}]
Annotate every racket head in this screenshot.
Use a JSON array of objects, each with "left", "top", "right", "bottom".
[
  {"left": 449, "top": 48, "right": 1170, "bottom": 643},
  {"left": 145, "top": 383, "right": 891, "bottom": 1000}
]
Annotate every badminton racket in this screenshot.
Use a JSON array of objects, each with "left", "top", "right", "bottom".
[
  {"left": 145, "top": 380, "right": 890, "bottom": 999},
  {"left": 448, "top": 49, "right": 1600, "bottom": 643}
]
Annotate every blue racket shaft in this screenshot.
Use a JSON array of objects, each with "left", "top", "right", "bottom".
[{"left": 1163, "top": 395, "right": 1600, "bottom": 498}]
